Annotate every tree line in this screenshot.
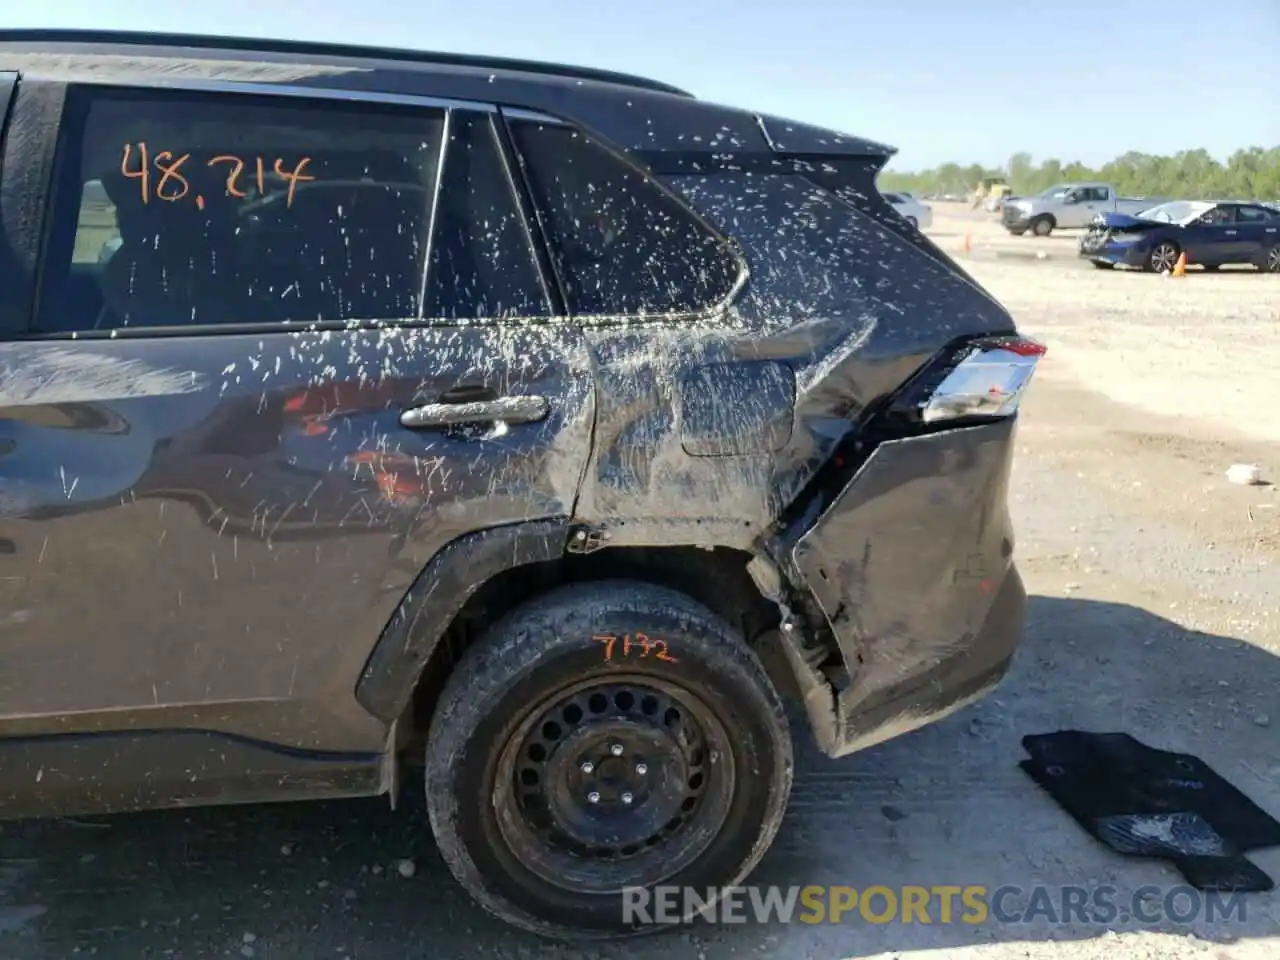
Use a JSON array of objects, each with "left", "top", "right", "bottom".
[{"left": 877, "top": 147, "right": 1280, "bottom": 201}]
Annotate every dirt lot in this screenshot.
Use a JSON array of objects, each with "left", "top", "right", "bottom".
[{"left": 1, "top": 204, "right": 1278, "bottom": 959}]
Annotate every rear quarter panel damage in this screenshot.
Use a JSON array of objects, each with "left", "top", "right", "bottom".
[{"left": 572, "top": 172, "right": 1015, "bottom": 550}]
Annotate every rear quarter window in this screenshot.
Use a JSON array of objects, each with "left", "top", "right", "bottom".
[{"left": 507, "top": 120, "right": 741, "bottom": 318}]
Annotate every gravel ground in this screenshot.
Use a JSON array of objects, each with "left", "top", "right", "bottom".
[{"left": 1, "top": 207, "right": 1277, "bottom": 959}]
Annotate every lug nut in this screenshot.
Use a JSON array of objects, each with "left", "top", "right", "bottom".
[
  {"left": 610, "top": 743, "right": 624, "bottom": 757},
  {"left": 587, "top": 791, "right": 601, "bottom": 804},
  {"left": 635, "top": 763, "right": 648, "bottom": 775},
  {"left": 581, "top": 761, "right": 594, "bottom": 774},
  {"left": 621, "top": 792, "right": 634, "bottom": 805}
]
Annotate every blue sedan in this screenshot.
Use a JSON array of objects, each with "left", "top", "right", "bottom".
[{"left": 1078, "top": 200, "right": 1280, "bottom": 273}]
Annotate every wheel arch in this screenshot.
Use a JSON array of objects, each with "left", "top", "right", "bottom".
[
  {"left": 1262, "top": 241, "right": 1280, "bottom": 272},
  {"left": 354, "top": 519, "right": 785, "bottom": 744},
  {"left": 1145, "top": 235, "right": 1182, "bottom": 272}
]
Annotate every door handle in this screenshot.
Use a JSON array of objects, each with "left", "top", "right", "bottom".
[
  {"left": 1225, "top": 230, "right": 1237, "bottom": 236},
  {"left": 400, "top": 395, "right": 549, "bottom": 429}
]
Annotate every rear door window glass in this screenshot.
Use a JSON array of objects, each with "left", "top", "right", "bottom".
[
  {"left": 508, "top": 119, "right": 740, "bottom": 317},
  {"left": 423, "top": 111, "right": 550, "bottom": 320},
  {"left": 38, "top": 87, "right": 444, "bottom": 333}
]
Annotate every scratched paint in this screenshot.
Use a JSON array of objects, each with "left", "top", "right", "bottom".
[
  {"left": 0, "top": 344, "right": 206, "bottom": 405},
  {"left": 0, "top": 37, "right": 1025, "bottom": 808}
]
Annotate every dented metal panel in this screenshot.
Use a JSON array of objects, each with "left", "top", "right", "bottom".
[{"left": 788, "top": 419, "right": 1025, "bottom": 755}]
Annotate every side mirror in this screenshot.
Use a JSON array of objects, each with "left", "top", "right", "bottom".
[{"left": 1061, "top": 193, "right": 1078, "bottom": 205}]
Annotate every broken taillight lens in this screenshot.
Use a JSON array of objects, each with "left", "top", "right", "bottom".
[{"left": 919, "top": 335, "right": 1047, "bottom": 423}]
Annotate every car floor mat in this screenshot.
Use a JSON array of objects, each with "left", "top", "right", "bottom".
[{"left": 1019, "top": 731, "right": 1280, "bottom": 892}]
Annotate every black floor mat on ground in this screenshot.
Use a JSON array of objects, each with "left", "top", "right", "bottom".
[{"left": 1019, "top": 731, "right": 1280, "bottom": 892}]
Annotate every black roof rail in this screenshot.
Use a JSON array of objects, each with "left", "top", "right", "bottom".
[{"left": 0, "top": 28, "right": 695, "bottom": 98}]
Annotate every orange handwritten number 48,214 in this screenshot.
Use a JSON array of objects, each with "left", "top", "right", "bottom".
[
  {"left": 592, "top": 633, "right": 679, "bottom": 663},
  {"left": 121, "top": 143, "right": 315, "bottom": 210}
]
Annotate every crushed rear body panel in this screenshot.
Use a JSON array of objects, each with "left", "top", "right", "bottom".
[{"left": 775, "top": 419, "right": 1025, "bottom": 756}]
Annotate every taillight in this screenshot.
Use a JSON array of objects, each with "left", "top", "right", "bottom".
[
  {"left": 874, "top": 335, "right": 1048, "bottom": 432},
  {"left": 920, "top": 336, "right": 1046, "bottom": 423},
  {"left": 774, "top": 334, "right": 1045, "bottom": 530}
]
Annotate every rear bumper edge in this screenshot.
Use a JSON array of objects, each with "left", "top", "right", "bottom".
[{"left": 782, "top": 418, "right": 1027, "bottom": 757}]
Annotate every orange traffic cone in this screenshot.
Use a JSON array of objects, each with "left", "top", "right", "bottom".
[{"left": 1170, "top": 252, "right": 1187, "bottom": 278}]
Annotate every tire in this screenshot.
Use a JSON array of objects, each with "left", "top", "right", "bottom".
[
  {"left": 1264, "top": 244, "right": 1280, "bottom": 273},
  {"left": 1092, "top": 261, "right": 1115, "bottom": 270},
  {"left": 1030, "top": 216, "right": 1054, "bottom": 237},
  {"left": 424, "top": 580, "right": 793, "bottom": 940},
  {"left": 1146, "top": 241, "right": 1180, "bottom": 274}
]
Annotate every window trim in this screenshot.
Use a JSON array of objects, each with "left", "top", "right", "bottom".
[
  {"left": 0, "top": 75, "right": 62, "bottom": 339},
  {"left": 494, "top": 108, "right": 571, "bottom": 315},
  {"left": 17, "top": 71, "right": 501, "bottom": 116},
  {"left": 484, "top": 109, "right": 563, "bottom": 317},
  {"left": 498, "top": 106, "right": 749, "bottom": 326},
  {"left": 20, "top": 76, "right": 565, "bottom": 340},
  {"left": 415, "top": 107, "right": 452, "bottom": 313}
]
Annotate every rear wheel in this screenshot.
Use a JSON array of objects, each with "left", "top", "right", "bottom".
[
  {"left": 1264, "top": 245, "right": 1280, "bottom": 273},
  {"left": 1146, "top": 241, "right": 1180, "bottom": 273},
  {"left": 1030, "top": 216, "right": 1054, "bottom": 237},
  {"left": 424, "top": 580, "right": 793, "bottom": 940}
]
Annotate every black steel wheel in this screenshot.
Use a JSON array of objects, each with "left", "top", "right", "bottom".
[
  {"left": 424, "top": 580, "right": 792, "bottom": 940},
  {"left": 498, "top": 676, "right": 733, "bottom": 891}
]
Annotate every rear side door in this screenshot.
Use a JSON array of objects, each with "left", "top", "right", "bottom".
[
  {"left": 1235, "top": 204, "right": 1277, "bottom": 263},
  {"left": 0, "top": 77, "right": 593, "bottom": 775}
]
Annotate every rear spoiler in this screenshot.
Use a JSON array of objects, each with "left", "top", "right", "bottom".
[
  {"left": 631, "top": 112, "right": 897, "bottom": 177},
  {"left": 754, "top": 113, "right": 896, "bottom": 160}
]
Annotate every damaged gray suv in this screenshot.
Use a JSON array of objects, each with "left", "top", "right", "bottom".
[{"left": 0, "top": 30, "right": 1044, "bottom": 939}]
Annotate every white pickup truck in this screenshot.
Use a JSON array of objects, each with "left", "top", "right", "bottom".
[{"left": 1001, "top": 182, "right": 1169, "bottom": 237}]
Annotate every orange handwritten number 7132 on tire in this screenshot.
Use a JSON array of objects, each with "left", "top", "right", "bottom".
[{"left": 591, "top": 633, "right": 679, "bottom": 663}]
